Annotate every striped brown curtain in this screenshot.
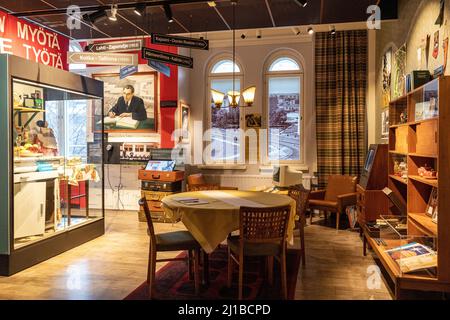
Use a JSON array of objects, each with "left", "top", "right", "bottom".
[{"left": 315, "top": 30, "right": 367, "bottom": 188}]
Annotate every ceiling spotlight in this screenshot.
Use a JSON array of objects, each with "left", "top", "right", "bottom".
[
  {"left": 134, "top": 3, "right": 146, "bottom": 16},
  {"left": 82, "top": 9, "right": 107, "bottom": 24},
  {"left": 108, "top": 4, "right": 118, "bottom": 21},
  {"left": 163, "top": 4, "right": 174, "bottom": 23},
  {"left": 295, "top": 0, "right": 308, "bottom": 7},
  {"left": 307, "top": 27, "right": 314, "bottom": 35},
  {"left": 291, "top": 27, "right": 301, "bottom": 35},
  {"left": 330, "top": 25, "right": 336, "bottom": 35},
  {"left": 256, "top": 30, "right": 262, "bottom": 39}
]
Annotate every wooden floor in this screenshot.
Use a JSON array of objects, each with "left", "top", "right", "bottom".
[{"left": 0, "top": 210, "right": 392, "bottom": 300}]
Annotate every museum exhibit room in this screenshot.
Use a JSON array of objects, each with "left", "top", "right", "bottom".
[{"left": 0, "top": 0, "right": 450, "bottom": 303}]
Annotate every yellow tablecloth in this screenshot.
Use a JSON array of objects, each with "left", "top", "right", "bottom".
[{"left": 161, "top": 190, "right": 296, "bottom": 254}]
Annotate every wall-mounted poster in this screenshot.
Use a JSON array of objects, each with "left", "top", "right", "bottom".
[
  {"left": 179, "top": 102, "right": 190, "bottom": 143},
  {"left": 382, "top": 48, "right": 392, "bottom": 107},
  {"left": 393, "top": 44, "right": 407, "bottom": 99},
  {"left": 93, "top": 72, "right": 158, "bottom": 133},
  {"left": 381, "top": 108, "right": 389, "bottom": 139},
  {"left": 433, "top": 30, "right": 440, "bottom": 59}
]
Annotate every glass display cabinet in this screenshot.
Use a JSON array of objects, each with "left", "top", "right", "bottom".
[{"left": 0, "top": 54, "right": 105, "bottom": 275}]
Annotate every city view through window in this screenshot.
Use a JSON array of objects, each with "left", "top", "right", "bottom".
[{"left": 268, "top": 76, "right": 301, "bottom": 161}]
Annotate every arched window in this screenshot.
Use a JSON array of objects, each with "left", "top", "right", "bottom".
[
  {"left": 206, "top": 57, "right": 244, "bottom": 164},
  {"left": 265, "top": 53, "right": 304, "bottom": 163}
]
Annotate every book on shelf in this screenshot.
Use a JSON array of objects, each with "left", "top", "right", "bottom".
[
  {"left": 411, "top": 70, "right": 431, "bottom": 90},
  {"left": 385, "top": 242, "right": 437, "bottom": 274},
  {"left": 405, "top": 74, "right": 411, "bottom": 93}
]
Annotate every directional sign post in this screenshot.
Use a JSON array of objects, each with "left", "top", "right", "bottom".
[
  {"left": 120, "top": 65, "right": 139, "bottom": 79},
  {"left": 148, "top": 60, "right": 171, "bottom": 77},
  {"left": 151, "top": 33, "right": 209, "bottom": 50},
  {"left": 68, "top": 52, "right": 139, "bottom": 66},
  {"left": 86, "top": 39, "right": 143, "bottom": 53},
  {"left": 141, "top": 47, "right": 193, "bottom": 69}
]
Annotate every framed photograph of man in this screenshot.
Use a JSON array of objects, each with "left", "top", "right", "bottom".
[
  {"left": 179, "top": 102, "right": 190, "bottom": 143},
  {"left": 93, "top": 72, "right": 158, "bottom": 133}
]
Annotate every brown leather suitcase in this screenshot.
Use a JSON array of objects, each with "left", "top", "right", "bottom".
[{"left": 138, "top": 170, "right": 184, "bottom": 182}]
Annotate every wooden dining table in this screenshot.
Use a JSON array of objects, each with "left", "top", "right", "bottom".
[{"left": 161, "top": 190, "right": 297, "bottom": 254}]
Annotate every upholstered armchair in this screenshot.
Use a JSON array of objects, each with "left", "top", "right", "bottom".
[
  {"left": 308, "top": 175, "right": 357, "bottom": 230},
  {"left": 186, "top": 173, "right": 238, "bottom": 191}
]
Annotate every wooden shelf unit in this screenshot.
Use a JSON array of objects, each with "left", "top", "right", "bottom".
[
  {"left": 388, "top": 174, "right": 408, "bottom": 185},
  {"left": 366, "top": 76, "right": 450, "bottom": 298}
]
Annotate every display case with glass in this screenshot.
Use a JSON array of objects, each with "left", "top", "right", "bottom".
[{"left": 0, "top": 54, "right": 105, "bottom": 275}]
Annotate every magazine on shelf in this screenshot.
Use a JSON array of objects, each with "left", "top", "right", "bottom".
[{"left": 385, "top": 242, "right": 437, "bottom": 273}]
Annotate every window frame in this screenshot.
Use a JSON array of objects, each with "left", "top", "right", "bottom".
[
  {"left": 263, "top": 52, "right": 305, "bottom": 165},
  {"left": 205, "top": 56, "right": 245, "bottom": 165}
]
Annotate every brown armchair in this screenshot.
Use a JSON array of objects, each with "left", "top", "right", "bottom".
[
  {"left": 187, "top": 173, "right": 238, "bottom": 191},
  {"left": 308, "top": 175, "right": 357, "bottom": 230}
]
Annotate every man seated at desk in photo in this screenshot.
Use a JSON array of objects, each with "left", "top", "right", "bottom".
[{"left": 108, "top": 85, "right": 147, "bottom": 121}]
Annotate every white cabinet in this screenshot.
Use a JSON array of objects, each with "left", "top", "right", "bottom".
[{"left": 13, "top": 182, "right": 46, "bottom": 239}]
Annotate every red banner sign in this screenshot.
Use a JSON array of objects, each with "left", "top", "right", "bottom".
[{"left": 0, "top": 10, "right": 69, "bottom": 70}]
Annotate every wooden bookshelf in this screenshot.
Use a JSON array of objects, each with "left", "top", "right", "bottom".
[{"left": 365, "top": 76, "right": 450, "bottom": 299}]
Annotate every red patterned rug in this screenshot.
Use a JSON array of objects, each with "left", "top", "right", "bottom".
[{"left": 124, "top": 246, "right": 301, "bottom": 300}]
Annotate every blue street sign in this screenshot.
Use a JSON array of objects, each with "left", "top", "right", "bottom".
[
  {"left": 120, "top": 65, "right": 138, "bottom": 79},
  {"left": 148, "top": 60, "right": 171, "bottom": 77}
]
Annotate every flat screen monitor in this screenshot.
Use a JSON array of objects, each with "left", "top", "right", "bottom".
[
  {"left": 273, "top": 165, "right": 302, "bottom": 188},
  {"left": 145, "top": 160, "right": 176, "bottom": 172}
]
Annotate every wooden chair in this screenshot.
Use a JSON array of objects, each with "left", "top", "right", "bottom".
[
  {"left": 227, "top": 205, "right": 291, "bottom": 300},
  {"left": 139, "top": 198, "right": 201, "bottom": 298},
  {"left": 288, "top": 184, "right": 310, "bottom": 267},
  {"left": 308, "top": 175, "right": 357, "bottom": 230},
  {"left": 187, "top": 173, "right": 238, "bottom": 191}
]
